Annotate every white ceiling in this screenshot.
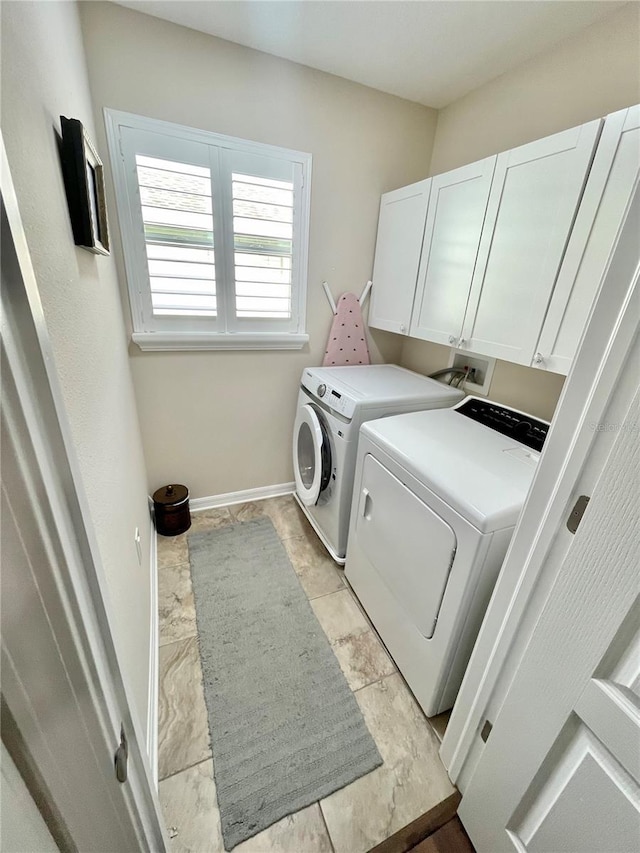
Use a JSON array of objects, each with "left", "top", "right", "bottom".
[{"left": 112, "top": 1, "right": 627, "bottom": 108}]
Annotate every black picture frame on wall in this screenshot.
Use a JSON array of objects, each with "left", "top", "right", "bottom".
[{"left": 60, "top": 116, "right": 110, "bottom": 255}]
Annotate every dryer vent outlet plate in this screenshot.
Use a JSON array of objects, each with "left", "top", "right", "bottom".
[{"left": 447, "top": 348, "right": 495, "bottom": 396}]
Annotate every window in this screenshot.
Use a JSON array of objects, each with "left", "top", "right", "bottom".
[{"left": 105, "top": 110, "right": 311, "bottom": 350}]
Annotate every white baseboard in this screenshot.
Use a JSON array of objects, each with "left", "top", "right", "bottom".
[
  {"left": 189, "top": 482, "right": 295, "bottom": 512},
  {"left": 146, "top": 517, "right": 159, "bottom": 788}
]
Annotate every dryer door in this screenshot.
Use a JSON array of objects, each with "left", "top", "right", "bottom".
[
  {"left": 356, "top": 453, "right": 457, "bottom": 639},
  {"left": 294, "top": 404, "right": 332, "bottom": 506}
]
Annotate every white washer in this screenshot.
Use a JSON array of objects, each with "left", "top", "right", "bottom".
[
  {"left": 292, "top": 365, "right": 463, "bottom": 564},
  {"left": 345, "top": 396, "right": 549, "bottom": 717}
]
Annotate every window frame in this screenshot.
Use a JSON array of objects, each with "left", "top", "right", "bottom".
[{"left": 104, "top": 109, "right": 311, "bottom": 351}]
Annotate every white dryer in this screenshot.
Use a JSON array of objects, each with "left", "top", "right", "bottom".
[
  {"left": 345, "top": 397, "right": 549, "bottom": 717},
  {"left": 292, "top": 365, "right": 463, "bottom": 564}
]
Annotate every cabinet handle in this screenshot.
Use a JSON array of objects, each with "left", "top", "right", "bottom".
[
  {"left": 448, "top": 335, "right": 457, "bottom": 345},
  {"left": 533, "top": 352, "right": 544, "bottom": 365},
  {"left": 399, "top": 324, "right": 406, "bottom": 334},
  {"left": 459, "top": 338, "right": 466, "bottom": 347}
]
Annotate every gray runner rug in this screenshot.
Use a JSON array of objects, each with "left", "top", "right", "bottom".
[{"left": 188, "top": 516, "right": 382, "bottom": 850}]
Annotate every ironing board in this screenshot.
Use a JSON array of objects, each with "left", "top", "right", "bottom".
[{"left": 323, "top": 291, "right": 371, "bottom": 366}]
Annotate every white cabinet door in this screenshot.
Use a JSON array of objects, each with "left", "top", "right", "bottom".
[
  {"left": 410, "top": 157, "right": 496, "bottom": 347},
  {"left": 532, "top": 106, "right": 640, "bottom": 374},
  {"left": 460, "top": 121, "right": 602, "bottom": 365},
  {"left": 368, "top": 179, "right": 431, "bottom": 335},
  {"left": 458, "top": 388, "right": 640, "bottom": 853}
]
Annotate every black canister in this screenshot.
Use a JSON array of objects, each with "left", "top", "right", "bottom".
[{"left": 153, "top": 484, "right": 191, "bottom": 536}]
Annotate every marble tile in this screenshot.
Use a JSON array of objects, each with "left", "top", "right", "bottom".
[
  {"left": 228, "top": 496, "right": 314, "bottom": 542},
  {"left": 234, "top": 803, "right": 333, "bottom": 853},
  {"left": 311, "top": 590, "right": 395, "bottom": 691},
  {"left": 158, "top": 562, "right": 197, "bottom": 646},
  {"left": 189, "top": 507, "right": 234, "bottom": 533},
  {"left": 160, "top": 759, "right": 332, "bottom": 853},
  {"left": 158, "top": 637, "right": 211, "bottom": 780},
  {"left": 227, "top": 500, "right": 266, "bottom": 524},
  {"left": 283, "top": 534, "right": 344, "bottom": 600},
  {"left": 429, "top": 710, "right": 451, "bottom": 742},
  {"left": 263, "top": 495, "right": 315, "bottom": 541},
  {"left": 159, "top": 759, "right": 224, "bottom": 853},
  {"left": 320, "top": 673, "right": 455, "bottom": 853},
  {"left": 157, "top": 509, "right": 233, "bottom": 569},
  {"left": 157, "top": 531, "right": 189, "bottom": 570}
]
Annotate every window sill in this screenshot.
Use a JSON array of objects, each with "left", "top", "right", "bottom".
[{"left": 131, "top": 331, "right": 309, "bottom": 352}]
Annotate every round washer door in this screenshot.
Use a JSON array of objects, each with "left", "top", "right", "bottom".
[{"left": 294, "top": 404, "right": 331, "bottom": 506}]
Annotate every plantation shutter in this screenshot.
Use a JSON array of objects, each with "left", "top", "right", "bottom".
[
  {"left": 112, "top": 113, "right": 310, "bottom": 346},
  {"left": 221, "top": 149, "right": 301, "bottom": 331}
]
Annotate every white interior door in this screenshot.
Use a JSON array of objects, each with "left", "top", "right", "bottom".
[
  {"left": 369, "top": 179, "right": 431, "bottom": 334},
  {"left": 1, "top": 744, "right": 57, "bottom": 853},
  {"left": 410, "top": 156, "right": 495, "bottom": 346},
  {"left": 461, "top": 120, "right": 601, "bottom": 364},
  {"left": 458, "top": 384, "right": 640, "bottom": 852},
  {"left": 1, "top": 137, "right": 166, "bottom": 850}
]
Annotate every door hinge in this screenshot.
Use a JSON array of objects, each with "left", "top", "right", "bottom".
[
  {"left": 114, "top": 724, "right": 128, "bottom": 783},
  {"left": 567, "top": 495, "right": 590, "bottom": 534},
  {"left": 480, "top": 719, "right": 493, "bottom": 742}
]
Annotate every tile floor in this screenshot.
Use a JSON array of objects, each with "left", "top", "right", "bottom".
[{"left": 157, "top": 496, "right": 455, "bottom": 853}]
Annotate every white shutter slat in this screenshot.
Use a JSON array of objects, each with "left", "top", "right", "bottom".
[
  {"left": 136, "top": 155, "right": 210, "bottom": 177},
  {"left": 233, "top": 200, "right": 293, "bottom": 223},
  {"left": 233, "top": 217, "right": 293, "bottom": 240},
  {"left": 235, "top": 282, "right": 290, "bottom": 298},
  {"left": 235, "top": 266, "right": 290, "bottom": 284},
  {"left": 140, "top": 186, "right": 213, "bottom": 214},
  {"left": 150, "top": 278, "right": 216, "bottom": 295},
  {"left": 234, "top": 252, "right": 291, "bottom": 269},
  {"left": 147, "top": 245, "right": 215, "bottom": 263},
  {"left": 148, "top": 259, "right": 216, "bottom": 279}
]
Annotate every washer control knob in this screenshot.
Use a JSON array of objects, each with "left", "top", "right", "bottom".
[{"left": 317, "top": 383, "right": 327, "bottom": 398}]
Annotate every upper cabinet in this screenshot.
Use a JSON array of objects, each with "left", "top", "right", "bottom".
[
  {"left": 532, "top": 106, "right": 640, "bottom": 374},
  {"left": 410, "top": 157, "right": 496, "bottom": 346},
  {"left": 369, "top": 108, "right": 639, "bottom": 376},
  {"left": 459, "top": 120, "right": 601, "bottom": 364},
  {"left": 368, "top": 179, "right": 431, "bottom": 335}
]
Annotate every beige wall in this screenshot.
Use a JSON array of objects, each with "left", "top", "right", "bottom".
[
  {"left": 429, "top": 3, "right": 640, "bottom": 174},
  {"left": 1, "top": 1, "right": 152, "bottom": 737},
  {"left": 401, "top": 2, "right": 640, "bottom": 421},
  {"left": 79, "top": 1, "right": 438, "bottom": 498}
]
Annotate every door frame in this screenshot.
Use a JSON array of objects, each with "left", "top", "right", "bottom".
[
  {"left": 1, "top": 133, "right": 167, "bottom": 848},
  {"left": 441, "top": 179, "right": 640, "bottom": 788}
]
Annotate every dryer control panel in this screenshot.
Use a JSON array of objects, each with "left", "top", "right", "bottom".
[{"left": 456, "top": 398, "right": 549, "bottom": 452}]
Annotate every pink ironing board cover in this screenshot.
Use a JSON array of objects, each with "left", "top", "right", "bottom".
[{"left": 323, "top": 292, "right": 370, "bottom": 366}]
